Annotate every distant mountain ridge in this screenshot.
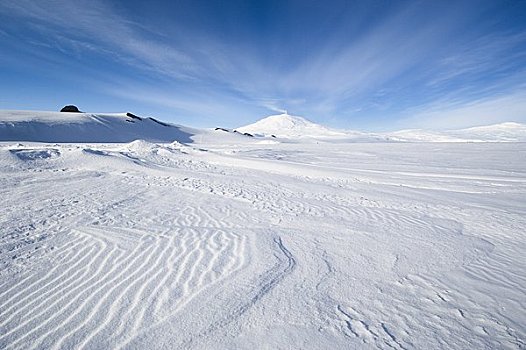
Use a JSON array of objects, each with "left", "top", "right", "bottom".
[
  {"left": 1, "top": 109, "right": 525, "bottom": 143},
  {"left": 389, "top": 122, "right": 526, "bottom": 142},
  {"left": 452, "top": 122, "right": 526, "bottom": 141},
  {"left": 238, "top": 114, "right": 526, "bottom": 142}
]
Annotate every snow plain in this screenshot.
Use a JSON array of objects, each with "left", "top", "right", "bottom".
[{"left": 1, "top": 111, "right": 525, "bottom": 349}]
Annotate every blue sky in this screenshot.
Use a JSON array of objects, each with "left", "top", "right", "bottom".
[{"left": 1, "top": 0, "right": 525, "bottom": 131}]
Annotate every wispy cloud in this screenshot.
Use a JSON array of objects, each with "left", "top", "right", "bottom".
[
  {"left": 427, "top": 32, "right": 526, "bottom": 87},
  {"left": 0, "top": 0, "right": 201, "bottom": 78}
]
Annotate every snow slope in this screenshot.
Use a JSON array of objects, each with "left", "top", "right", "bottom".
[
  {"left": 0, "top": 136, "right": 525, "bottom": 349},
  {"left": 0, "top": 110, "right": 196, "bottom": 143}
]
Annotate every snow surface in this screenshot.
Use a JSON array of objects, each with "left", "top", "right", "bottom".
[{"left": 1, "top": 111, "right": 526, "bottom": 349}]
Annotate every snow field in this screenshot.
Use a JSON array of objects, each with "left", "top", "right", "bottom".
[{"left": 0, "top": 140, "right": 525, "bottom": 349}]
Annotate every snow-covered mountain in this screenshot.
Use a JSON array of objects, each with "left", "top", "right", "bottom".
[
  {"left": 385, "top": 129, "right": 471, "bottom": 142},
  {"left": 387, "top": 122, "right": 526, "bottom": 142},
  {"left": 449, "top": 122, "right": 526, "bottom": 142},
  {"left": 0, "top": 110, "right": 196, "bottom": 143},
  {"left": 236, "top": 113, "right": 348, "bottom": 138},
  {"left": 239, "top": 113, "right": 526, "bottom": 142}
]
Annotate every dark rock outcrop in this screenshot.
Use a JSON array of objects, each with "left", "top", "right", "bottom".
[
  {"left": 60, "top": 105, "right": 82, "bottom": 113},
  {"left": 148, "top": 117, "right": 170, "bottom": 127},
  {"left": 126, "top": 112, "right": 142, "bottom": 120}
]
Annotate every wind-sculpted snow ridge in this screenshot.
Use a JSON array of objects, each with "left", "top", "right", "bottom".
[
  {"left": 0, "top": 226, "right": 247, "bottom": 349},
  {"left": 0, "top": 139, "right": 525, "bottom": 349}
]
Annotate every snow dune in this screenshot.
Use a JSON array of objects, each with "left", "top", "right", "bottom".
[{"left": 0, "top": 110, "right": 525, "bottom": 349}]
